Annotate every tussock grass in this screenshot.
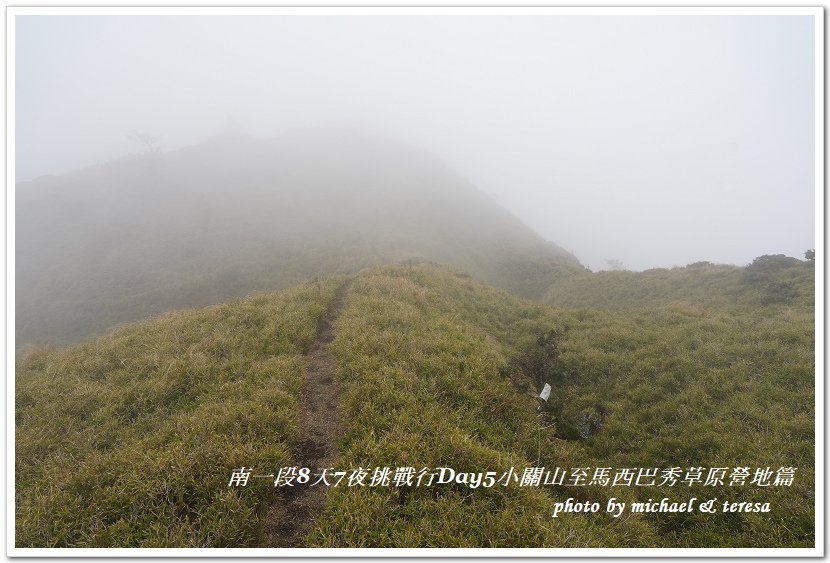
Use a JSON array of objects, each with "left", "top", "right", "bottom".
[
  {"left": 16, "top": 263, "right": 814, "bottom": 547},
  {"left": 309, "top": 265, "right": 813, "bottom": 547},
  {"left": 308, "top": 266, "right": 659, "bottom": 547},
  {"left": 16, "top": 279, "right": 340, "bottom": 547}
]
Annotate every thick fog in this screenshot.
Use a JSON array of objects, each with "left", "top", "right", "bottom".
[{"left": 15, "top": 13, "right": 815, "bottom": 271}]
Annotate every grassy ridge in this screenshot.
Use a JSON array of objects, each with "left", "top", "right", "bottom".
[
  {"left": 543, "top": 258, "right": 814, "bottom": 311},
  {"left": 15, "top": 264, "right": 815, "bottom": 547},
  {"left": 308, "top": 265, "right": 813, "bottom": 547},
  {"left": 16, "top": 279, "right": 340, "bottom": 547},
  {"left": 310, "top": 266, "right": 654, "bottom": 547}
]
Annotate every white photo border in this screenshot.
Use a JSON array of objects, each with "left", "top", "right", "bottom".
[{"left": 5, "top": 5, "right": 824, "bottom": 559}]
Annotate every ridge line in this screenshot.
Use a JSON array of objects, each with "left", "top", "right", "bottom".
[{"left": 261, "top": 278, "right": 352, "bottom": 548}]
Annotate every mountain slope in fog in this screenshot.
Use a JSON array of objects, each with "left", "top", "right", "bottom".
[{"left": 17, "top": 128, "right": 582, "bottom": 346}]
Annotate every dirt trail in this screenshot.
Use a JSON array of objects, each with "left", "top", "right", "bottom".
[{"left": 261, "top": 280, "right": 351, "bottom": 547}]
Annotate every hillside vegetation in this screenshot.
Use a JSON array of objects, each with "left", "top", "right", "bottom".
[
  {"left": 544, "top": 255, "right": 814, "bottom": 311},
  {"left": 16, "top": 280, "right": 341, "bottom": 546},
  {"left": 16, "top": 264, "right": 814, "bottom": 548}
]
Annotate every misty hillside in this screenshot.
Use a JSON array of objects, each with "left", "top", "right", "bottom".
[
  {"left": 16, "top": 265, "right": 813, "bottom": 547},
  {"left": 543, "top": 255, "right": 815, "bottom": 311},
  {"left": 16, "top": 128, "right": 581, "bottom": 347}
]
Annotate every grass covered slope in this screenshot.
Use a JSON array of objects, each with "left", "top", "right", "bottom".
[
  {"left": 308, "top": 266, "right": 814, "bottom": 547},
  {"left": 538, "top": 256, "right": 815, "bottom": 546},
  {"left": 543, "top": 255, "right": 814, "bottom": 311},
  {"left": 548, "top": 305, "right": 814, "bottom": 546},
  {"left": 16, "top": 264, "right": 814, "bottom": 548},
  {"left": 16, "top": 279, "right": 341, "bottom": 547},
  {"left": 310, "top": 266, "right": 659, "bottom": 547}
]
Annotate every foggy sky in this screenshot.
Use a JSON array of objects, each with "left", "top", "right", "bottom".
[{"left": 15, "top": 13, "right": 816, "bottom": 271}]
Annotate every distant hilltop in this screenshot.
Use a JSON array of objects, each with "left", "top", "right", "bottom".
[{"left": 16, "top": 127, "right": 583, "bottom": 347}]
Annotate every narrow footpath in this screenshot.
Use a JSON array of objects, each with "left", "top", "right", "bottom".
[{"left": 261, "top": 279, "right": 351, "bottom": 547}]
